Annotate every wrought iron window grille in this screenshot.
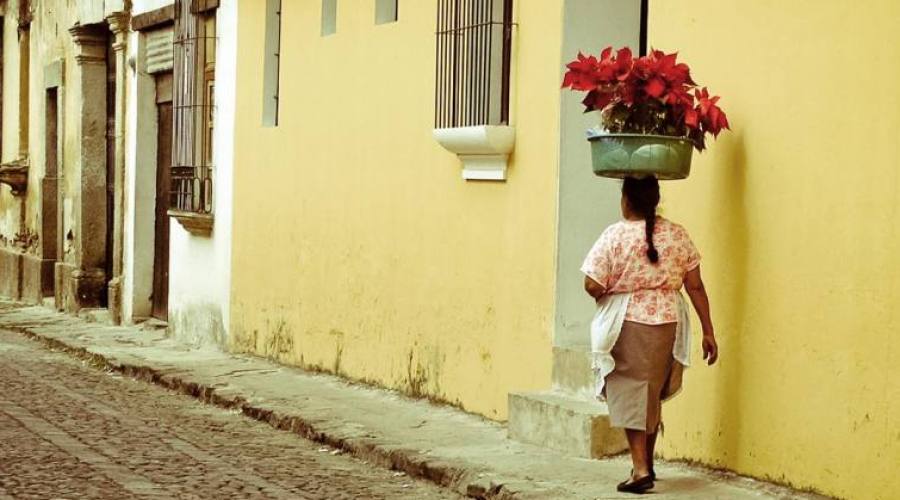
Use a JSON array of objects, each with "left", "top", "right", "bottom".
[
  {"left": 435, "top": 0, "right": 515, "bottom": 129},
  {"left": 172, "top": 1, "right": 216, "bottom": 215}
]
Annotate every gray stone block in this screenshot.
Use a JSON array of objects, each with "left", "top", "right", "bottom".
[
  {"left": 21, "top": 254, "right": 55, "bottom": 304},
  {"left": 0, "top": 248, "right": 23, "bottom": 300},
  {"left": 508, "top": 390, "right": 627, "bottom": 459}
]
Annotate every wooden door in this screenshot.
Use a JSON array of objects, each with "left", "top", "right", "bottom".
[{"left": 152, "top": 74, "right": 173, "bottom": 320}]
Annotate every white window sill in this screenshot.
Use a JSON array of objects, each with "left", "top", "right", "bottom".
[{"left": 433, "top": 125, "right": 515, "bottom": 181}]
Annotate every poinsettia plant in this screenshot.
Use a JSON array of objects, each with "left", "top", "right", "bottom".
[{"left": 562, "top": 47, "right": 729, "bottom": 151}]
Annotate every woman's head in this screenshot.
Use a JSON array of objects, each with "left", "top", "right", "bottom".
[{"left": 621, "top": 176, "right": 661, "bottom": 263}]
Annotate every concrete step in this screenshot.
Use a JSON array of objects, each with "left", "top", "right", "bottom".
[
  {"left": 77, "top": 308, "right": 111, "bottom": 324},
  {"left": 551, "top": 346, "right": 594, "bottom": 394},
  {"left": 508, "top": 390, "right": 627, "bottom": 459}
]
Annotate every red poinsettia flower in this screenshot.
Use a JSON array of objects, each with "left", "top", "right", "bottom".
[
  {"left": 612, "top": 47, "right": 634, "bottom": 82},
  {"left": 561, "top": 52, "right": 603, "bottom": 91},
  {"left": 561, "top": 46, "right": 729, "bottom": 151},
  {"left": 633, "top": 50, "right": 695, "bottom": 103},
  {"left": 695, "top": 87, "right": 730, "bottom": 136},
  {"left": 684, "top": 107, "right": 700, "bottom": 129},
  {"left": 582, "top": 88, "right": 615, "bottom": 112}
]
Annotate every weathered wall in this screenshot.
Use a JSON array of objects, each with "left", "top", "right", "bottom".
[
  {"left": 650, "top": 2, "right": 900, "bottom": 499},
  {"left": 0, "top": 1, "right": 34, "bottom": 255},
  {"left": 230, "top": 1, "right": 562, "bottom": 419},
  {"left": 167, "top": 0, "right": 235, "bottom": 346},
  {"left": 0, "top": 0, "right": 107, "bottom": 301}
]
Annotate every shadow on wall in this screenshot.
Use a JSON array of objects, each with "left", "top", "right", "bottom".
[{"left": 707, "top": 132, "right": 749, "bottom": 463}]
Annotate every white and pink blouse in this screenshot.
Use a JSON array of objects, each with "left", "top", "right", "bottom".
[
  {"left": 582, "top": 217, "right": 700, "bottom": 399},
  {"left": 581, "top": 217, "right": 701, "bottom": 325}
]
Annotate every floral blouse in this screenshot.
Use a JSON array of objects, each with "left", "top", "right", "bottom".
[{"left": 581, "top": 217, "right": 701, "bottom": 325}]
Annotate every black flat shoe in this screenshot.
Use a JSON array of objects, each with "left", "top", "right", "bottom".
[
  {"left": 632, "top": 468, "right": 657, "bottom": 481},
  {"left": 617, "top": 474, "right": 654, "bottom": 494}
]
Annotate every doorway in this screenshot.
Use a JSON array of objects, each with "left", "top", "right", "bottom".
[
  {"left": 42, "top": 87, "right": 60, "bottom": 299},
  {"left": 104, "top": 33, "right": 116, "bottom": 307},
  {"left": 152, "top": 73, "right": 173, "bottom": 320}
]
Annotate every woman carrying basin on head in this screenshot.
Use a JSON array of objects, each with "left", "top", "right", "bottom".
[{"left": 581, "top": 176, "right": 718, "bottom": 494}]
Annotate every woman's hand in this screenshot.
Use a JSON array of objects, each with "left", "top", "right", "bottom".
[
  {"left": 584, "top": 276, "right": 607, "bottom": 303},
  {"left": 702, "top": 334, "right": 718, "bottom": 365}
]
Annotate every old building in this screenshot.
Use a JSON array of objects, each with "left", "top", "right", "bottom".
[
  {"left": 0, "top": 0, "right": 235, "bottom": 344},
  {"left": 0, "top": 0, "right": 131, "bottom": 314},
  {"left": 120, "top": 0, "right": 236, "bottom": 345},
  {"left": 1, "top": 1, "right": 897, "bottom": 498}
]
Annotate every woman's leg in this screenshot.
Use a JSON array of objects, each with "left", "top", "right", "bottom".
[
  {"left": 625, "top": 429, "right": 651, "bottom": 479},
  {"left": 646, "top": 430, "right": 658, "bottom": 474}
]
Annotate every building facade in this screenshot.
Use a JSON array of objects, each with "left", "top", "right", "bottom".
[
  {"left": 122, "top": 0, "right": 235, "bottom": 345},
  {"left": 0, "top": 1, "right": 896, "bottom": 499},
  {"left": 0, "top": 0, "right": 132, "bottom": 314},
  {"left": 648, "top": 1, "right": 900, "bottom": 498},
  {"left": 229, "top": 2, "right": 899, "bottom": 499},
  {"left": 0, "top": 0, "right": 234, "bottom": 345}
]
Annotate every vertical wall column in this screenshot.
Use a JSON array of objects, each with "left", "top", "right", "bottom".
[
  {"left": 61, "top": 24, "right": 109, "bottom": 312},
  {"left": 554, "top": 0, "right": 642, "bottom": 349},
  {"left": 106, "top": 12, "right": 130, "bottom": 324}
]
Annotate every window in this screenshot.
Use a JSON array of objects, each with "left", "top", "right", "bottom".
[
  {"left": 375, "top": 0, "right": 398, "bottom": 24},
  {"left": 321, "top": 0, "right": 337, "bottom": 36},
  {"left": 434, "top": 0, "right": 514, "bottom": 129},
  {"left": 172, "top": 1, "right": 216, "bottom": 214},
  {"left": 639, "top": 0, "right": 648, "bottom": 56},
  {"left": 262, "top": 0, "right": 282, "bottom": 126},
  {"left": 19, "top": 18, "right": 31, "bottom": 156}
]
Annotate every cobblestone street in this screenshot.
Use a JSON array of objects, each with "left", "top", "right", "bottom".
[{"left": 0, "top": 328, "right": 459, "bottom": 500}]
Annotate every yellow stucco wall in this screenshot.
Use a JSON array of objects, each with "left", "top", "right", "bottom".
[
  {"left": 650, "top": 2, "right": 900, "bottom": 498},
  {"left": 230, "top": 1, "right": 562, "bottom": 419}
]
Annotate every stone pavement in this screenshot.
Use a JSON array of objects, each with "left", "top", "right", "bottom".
[
  {"left": 0, "top": 328, "right": 458, "bottom": 499},
  {"left": 0, "top": 301, "right": 829, "bottom": 499}
]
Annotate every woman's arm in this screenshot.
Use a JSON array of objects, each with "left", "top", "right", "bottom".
[
  {"left": 584, "top": 275, "right": 607, "bottom": 303},
  {"left": 683, "top": 266, "right": 718, "bottom": 365}
]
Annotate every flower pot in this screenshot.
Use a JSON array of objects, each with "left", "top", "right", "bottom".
[{"left": 588, "top": 133, "right": 693, "bottom": 180}]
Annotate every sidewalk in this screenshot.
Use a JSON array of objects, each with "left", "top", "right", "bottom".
[{"left": 0, "top": 301, "right": 827, "bottom": 499}]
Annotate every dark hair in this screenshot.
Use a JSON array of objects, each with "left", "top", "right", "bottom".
[{"left": 622, "top": 176, "right": 661, "bottom": 264}]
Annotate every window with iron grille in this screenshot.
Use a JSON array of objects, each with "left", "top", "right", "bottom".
[
  {"left": 262, "top": 0, "right": 282, "bottom": 126},
  {"left": 172, "top": 0, "right": 216, "bottom": 215},
  {"left": 435, "top": 0, "right": 513, "bottom": 129}
]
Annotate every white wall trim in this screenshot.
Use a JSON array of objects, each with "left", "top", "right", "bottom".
[{"left": 433, "top": 125, "right": 516, "bottom": 181}]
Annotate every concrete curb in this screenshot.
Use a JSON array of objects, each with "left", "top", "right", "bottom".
[{"left": 7, "top": 322, "right": 514, "bottom": 499}]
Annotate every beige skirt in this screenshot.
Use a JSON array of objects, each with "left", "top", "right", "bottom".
[{"left": 604, "top": 321, "right": 683, "bottom": 432}]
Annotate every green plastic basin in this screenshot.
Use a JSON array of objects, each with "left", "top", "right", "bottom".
[{"left": 588, "top": 133, "right": 694, "bottom": 180}]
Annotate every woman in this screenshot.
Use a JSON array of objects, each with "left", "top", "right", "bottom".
[{"left": 581, "top": 176, "right": 718, "bottom": 494}]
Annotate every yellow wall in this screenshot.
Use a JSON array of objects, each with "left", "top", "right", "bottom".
[
  {"left": 650, "top": 2, "right": 900, "bottom": 498},
  {"left": 230, "top": 1, "right": 563, "bottom": 419}
]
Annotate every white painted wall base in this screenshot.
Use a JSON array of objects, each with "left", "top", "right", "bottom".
[{"left": 167, "top": 0, "right": 237, "bottom": 343}]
